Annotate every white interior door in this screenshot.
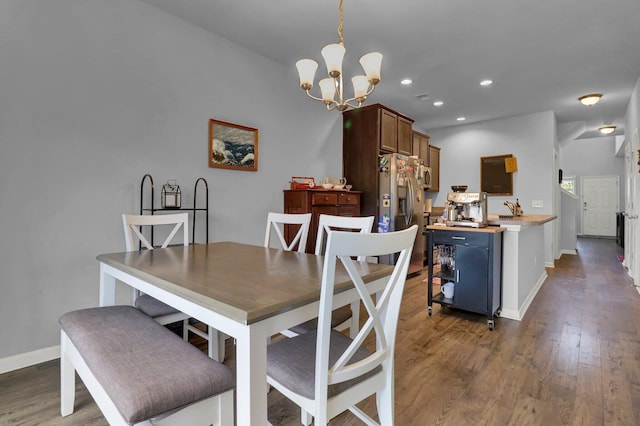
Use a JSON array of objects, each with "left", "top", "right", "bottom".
[{"left": 581, "top": 175, "right": 619, "bottom": 237}]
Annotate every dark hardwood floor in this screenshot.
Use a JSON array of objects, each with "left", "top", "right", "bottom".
[{"left": 1, "top": 237, "right": 637, "bottom": 425}]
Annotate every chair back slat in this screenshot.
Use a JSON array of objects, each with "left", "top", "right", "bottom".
[{"left": 264, "top": 212, "right": 312, "bottom": 253}]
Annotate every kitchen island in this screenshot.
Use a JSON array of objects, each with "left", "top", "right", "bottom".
[{"left": 486, "top": 214, "right": 556, "bottom": 320}]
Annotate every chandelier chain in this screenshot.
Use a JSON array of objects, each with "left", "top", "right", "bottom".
[{"left": 337, "top": 0, "right": 344, "bottom": 45}]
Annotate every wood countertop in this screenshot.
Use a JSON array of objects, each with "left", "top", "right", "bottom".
[
  {"left": 486, "top": 214, "right": 556, "bottom": 226},
  {"left": 425, "top": 224, "right": 505, "bottom": 234}
]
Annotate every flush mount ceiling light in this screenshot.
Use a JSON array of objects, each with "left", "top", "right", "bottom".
[
  {"left": 456, "top": 116, "right": 466, "bottom": 121},
  {"left": 433, "top": 100, "right": 444, "bottom": 107},
  {"left": 598, "top": 125, "right": 616, "bottom": 135},
  {"left": 401, "top": 78, "right": 413, "bottom": 85},
  {"left": 578, "top": 93, "right": 603, "bottom": 106},
  {"left": 295, "top": 0, "right": 382, "bottom": 112},
  {"left": 480, "top": 79, "right": 493, "bottom": 86}
]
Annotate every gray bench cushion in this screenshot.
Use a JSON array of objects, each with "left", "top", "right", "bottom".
[
  {"left": 267, "top": 329, "right": 381, "bottom": 400},
  {"left": 59, "top": 305, "right": 234, "bottom": 425}
]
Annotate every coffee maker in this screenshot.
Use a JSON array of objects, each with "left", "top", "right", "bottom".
[{"left": 445, "top": 192, "right": 488, "bottom": 228}]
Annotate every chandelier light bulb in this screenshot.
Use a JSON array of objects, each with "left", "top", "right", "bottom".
[
  {"left": 321, "top": 44, "right": 345, "bottom": 79},
  {"left": 296, "top": 59, "right": 318, "bottom": 90},
  {"left": 359, "top": 52, "right": 383, "bottom": 85},
  {"left": 319, "top": 78, "right": 336, "bottom": 104}
]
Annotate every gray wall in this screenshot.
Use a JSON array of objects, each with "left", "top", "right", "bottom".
[
  {"left": 0, "top": 0, "right": 343, "bottom": 359},
  {"left": 424, "top": 111, "right": 557, "bottom": 264},
  {"left": 559, "top": 137, "right": 624, "bottom": 234}
]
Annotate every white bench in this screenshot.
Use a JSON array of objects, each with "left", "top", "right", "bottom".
[{"left": 59, "top": 305, "right": 234, "bottom": 425}]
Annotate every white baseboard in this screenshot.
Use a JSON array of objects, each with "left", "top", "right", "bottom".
[
  {"left": 498, "top": 271, "right": 548, "bottom": 322},
  {"left": 0, "top": 345, "right": 60, "bottom": 374},
  {"left": 560, "top": 249, "right": 578, "bottom": 256}
]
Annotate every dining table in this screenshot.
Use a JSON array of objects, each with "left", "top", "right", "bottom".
[{"left": 97, "top": 241, "right": 394, "bottom": 425}]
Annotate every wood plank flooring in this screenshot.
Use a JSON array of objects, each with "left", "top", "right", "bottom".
[{"left": 1, "top": 237, "right": 638, "bottom": 425}]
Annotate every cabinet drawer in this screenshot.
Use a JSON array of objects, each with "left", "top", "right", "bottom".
[
  {"left": 312, "top": 193, "right": 338, "bottom": 205},
  {"left": 337, "top": 193, "right": 359, "bottom": 205},
  {"left": 430, "top": 230, "right": 489, "bottom": 246}
]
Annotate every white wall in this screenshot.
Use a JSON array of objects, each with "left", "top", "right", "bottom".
[
  {"left": 424, "top": 111, "right": 557, "bottom": 264},
  {"left": 623, "top": 75, "right": 640, "bottom": 285},
  {"left": 558, "top": 137, "right": 625, "bottom": 234},
  {"left": 0, "top": 0, "right": 343, "bottom": 362}
]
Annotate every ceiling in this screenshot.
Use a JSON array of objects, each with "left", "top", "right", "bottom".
[{"left": 137, "top": 0, "right": 640, "bottom": 139}]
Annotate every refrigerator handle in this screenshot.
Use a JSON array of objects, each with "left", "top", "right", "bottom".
[{"left": 406, "top": 175, "right": 414, "bottom": 227}]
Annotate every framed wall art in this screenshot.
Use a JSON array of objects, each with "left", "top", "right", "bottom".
[{"left": 209, "top": 119, "right": 259, "bottom": 171}]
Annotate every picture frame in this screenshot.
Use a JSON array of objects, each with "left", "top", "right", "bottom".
[
  {"left": 209, "top": 119, "right": 259, "bottom": 171},
  {"left": 480, "top": 154, "right": 514, "bottom": 196}
]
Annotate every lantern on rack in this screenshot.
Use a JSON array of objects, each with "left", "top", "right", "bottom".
[{"left": 161, "top": 179, "right": 181, "bottom": 209}]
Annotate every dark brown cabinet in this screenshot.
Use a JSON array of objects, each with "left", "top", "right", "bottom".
[
  {"left": 412, "top": 131, "right": 430, "bottom": 166},
  {"left": 343, "top": 104, "right": 413, "bottom": 223},
  {"left": 427, "top": 145, "right": 440, "bottom": 192},
  {"left": 283, "top": 189, "right": 361, "bottom": 253}
]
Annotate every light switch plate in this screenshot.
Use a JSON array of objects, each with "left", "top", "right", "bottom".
[{"left": 531, "top": 200, "right": 544, "bottom": 208}]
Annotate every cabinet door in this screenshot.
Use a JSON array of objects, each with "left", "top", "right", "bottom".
[
  {"left": 412, "top": 131, "right": 430, "bottom": 165},
  {"left": 397, "top": 116, "right": 413, "bottom": 156},
  {"left": 454, "top": 244, "right": 488, "bottom": 313},
  {"left": 380, "top": 109, "right": 398, "bottom": 152},
  {"left": 427, "top": 145, "right": 440, "bottom": 192}
]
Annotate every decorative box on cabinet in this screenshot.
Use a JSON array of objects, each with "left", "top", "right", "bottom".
[
  {"left": 283, "top": 189, "right": 362, "bottom": 253},
  {"left": 426, "top": 226, "right": 504, "bottom": 330},
  {"left": 427, "top": 145, "right": 440, "bottom": 192},
  {"left": 342, "top": 103, "right": 413, "bottom": 226}
]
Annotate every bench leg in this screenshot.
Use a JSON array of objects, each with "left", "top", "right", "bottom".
[{"left": 60, "top": 331, "right": 76, "bottom": 417}]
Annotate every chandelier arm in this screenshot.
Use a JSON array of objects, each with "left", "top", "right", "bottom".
[{"left": 304, "top": 90, "right": 328, "bottom": 103}]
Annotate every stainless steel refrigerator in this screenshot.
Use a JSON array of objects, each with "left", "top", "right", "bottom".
[{"left": 378, "top": 153, "right": 425, "bottom": 274}]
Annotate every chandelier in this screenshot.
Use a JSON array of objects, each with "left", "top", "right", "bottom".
[{"left": 295, "top": 0, "right": 382, "bottom": 112}]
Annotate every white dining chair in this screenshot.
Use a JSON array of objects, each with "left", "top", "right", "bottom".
[
  {"left": 267, "top": 225, "right": 418, "bottom": 425},
  {"left": 284, "top": 214, "right": 375, "bottom": 339},
  {"left": 122, "top": 213, "right": 225, "bottom": 361},
  {"left": 264, "top": 212, "right": 312, "bottom": 253}
]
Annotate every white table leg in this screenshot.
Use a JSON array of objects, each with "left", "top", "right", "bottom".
[
  {"left": 99, "top": 263, "right": 116, "bottom": 307},
  {"left": 235, "top": 325, "right": 270, "bottom": 426}
]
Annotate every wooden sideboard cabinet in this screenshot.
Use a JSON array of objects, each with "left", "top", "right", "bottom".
[{"left": 283, "top": 189, "right": 362, "bottom": 253}]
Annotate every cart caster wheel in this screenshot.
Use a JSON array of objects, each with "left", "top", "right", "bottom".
[
  {"left": 495, "top": 309, "right": 501, "bottom": 318},
  {"left": 488, "top": 320, "right": 494, "bottom": 331},
  {"left": 428, "top": 306, "right": 432, "bottom": 316}
]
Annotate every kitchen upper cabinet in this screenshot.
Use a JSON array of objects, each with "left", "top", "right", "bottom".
[
  {"left": 412, "top": 131, "right": 430, "bottom": 165},
  {"left": 343, "top": 104, "right": 413, "bottom": 221},
  {"left": 397, "top": 116, "right": 414, "bottom": 155},
  {"left": 343, "top": 103, "right": 414, "bottom": 155},
  {"left": 428, "top": 145, "right": 440, "bottom": 192}
]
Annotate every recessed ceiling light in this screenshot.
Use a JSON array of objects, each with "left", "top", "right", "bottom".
[
  {"left": 401, "top": 78, "right": 413, "bottom": 85},
  {"left": 598, "top": 125, "right": 616, "bottom": 135},
  {"left": 480, "top": 79, "right": 493, "bottom": 86},
  {"left": 433, "top": 100, "right": 444, "bottom": 107},
  {"left": 579, "top": 93, "right": 602, "bottom": 106},
  {"left": 456, "top": 116, "right": 466, "bottom": 121}
]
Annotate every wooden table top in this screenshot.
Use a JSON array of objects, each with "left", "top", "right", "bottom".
[{"left": 97, "top": 241, "right": 393, "bottom": 325}]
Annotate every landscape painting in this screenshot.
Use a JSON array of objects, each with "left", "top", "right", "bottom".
[{"left": 209, "top": 119, "right": 258, "bottom": 171}]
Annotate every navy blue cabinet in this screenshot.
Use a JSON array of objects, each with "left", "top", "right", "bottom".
[{"left": 426, "top": 227, "right": 504, "bottom": 330}]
